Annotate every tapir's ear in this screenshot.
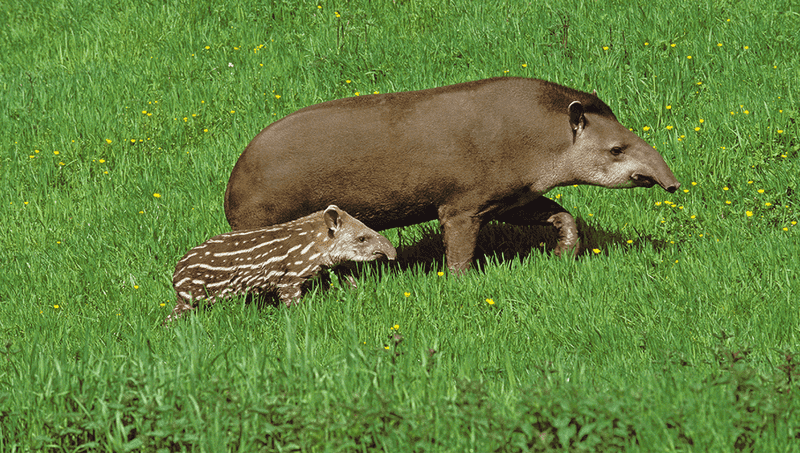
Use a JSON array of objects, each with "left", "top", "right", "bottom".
[
  {"left": 592, "top": 89, "right": 598, "bottom": 96},
  {"left": 323, "top": 205, "right": 341, "bottom": 234},
  {"left": 568, "top": 101, "right": 585, "bottom": 136}
]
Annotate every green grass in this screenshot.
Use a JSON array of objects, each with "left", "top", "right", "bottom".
[{"left": 1, "top": 0, "right": 799, "bottom": 450}]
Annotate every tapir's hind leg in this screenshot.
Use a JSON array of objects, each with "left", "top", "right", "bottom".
[{"left": 494, "top": 196, "right": 580, "bottom": 257}]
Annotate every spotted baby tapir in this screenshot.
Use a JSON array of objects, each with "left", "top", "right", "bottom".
[{"left": 167, "top": 205, "right": 396, "bottom": 322}]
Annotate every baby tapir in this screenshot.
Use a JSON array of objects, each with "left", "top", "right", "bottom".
[
  {"left": 224, "top": 77, "right": 680, "bottom": 272},
  {"left": 167, "top": 205, "right": 396, "bottom": 322}
]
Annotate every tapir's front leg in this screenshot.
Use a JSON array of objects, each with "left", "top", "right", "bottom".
[
  {"left": 495, "top": 196, "right": 580, "bottom": 257},
  {"left": 439, "top": 208, "right": 484, "bottom": 274}
]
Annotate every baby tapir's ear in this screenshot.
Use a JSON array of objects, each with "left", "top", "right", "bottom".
[{"left": 323, "top": 205, "right": 342, "bottom": 236}]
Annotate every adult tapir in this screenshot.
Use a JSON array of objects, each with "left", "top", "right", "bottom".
[{"left": 224, "top": 77, "right": 680, "bottom": 272}]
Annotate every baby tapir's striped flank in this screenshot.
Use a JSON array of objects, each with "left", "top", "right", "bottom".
[{"left": 167, "top": 205, "right": 396, "bottom": 322}]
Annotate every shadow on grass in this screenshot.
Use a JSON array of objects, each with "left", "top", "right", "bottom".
[{"left": 388, "top": 218, "right": 672, "bottom": 273}]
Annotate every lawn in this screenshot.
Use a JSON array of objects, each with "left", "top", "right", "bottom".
[{"left": 1, "top": 0, "right": 798, "bottom": 450}]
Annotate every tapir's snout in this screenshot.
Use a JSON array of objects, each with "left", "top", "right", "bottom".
[
  {"left": 656, "top": 172, "right": 681, "bottom": 193},
  {"left": 631, "top": 173, "right": 680, "bottom": 193},
  {"left": 664, "top": 182, "right": 680, "bottom": 193},
  {"left": 374, "top": 237, "right": 398, "bottom": 261}
]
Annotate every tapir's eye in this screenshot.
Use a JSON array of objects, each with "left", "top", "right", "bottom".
[
  {"left": 359, "top": 236, "right": 367, "bottom": 243},
  {"left": 610, "top": 146, "right": 623, "bottom": 156}
]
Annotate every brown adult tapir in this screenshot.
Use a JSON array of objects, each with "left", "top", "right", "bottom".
[{"left": 224, "top": 77, "right": 680, "bottom": 272}]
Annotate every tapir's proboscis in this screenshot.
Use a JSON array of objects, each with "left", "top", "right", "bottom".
[{"left": 225, "top": 77, "right": 680, "bottom": 272}]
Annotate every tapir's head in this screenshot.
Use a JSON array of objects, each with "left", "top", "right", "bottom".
[{"left": 564, "top": 100, "right": 680, "bottom": 193}]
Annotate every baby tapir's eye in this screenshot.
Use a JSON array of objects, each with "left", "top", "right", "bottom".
[
  {"left": 359, "top": 236, "right": 367, "bottom": 242},
  {"left": 610, "top": 146, "right": 623, "bottom": 156}
]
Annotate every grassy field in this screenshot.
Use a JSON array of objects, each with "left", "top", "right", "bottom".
[{"left": 1, "top": 0, "right": 799, "bottom": 450}]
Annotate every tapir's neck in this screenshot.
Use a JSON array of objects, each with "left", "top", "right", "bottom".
[{"left": 527, "top": 141, "right": 578, "bottom": 195}]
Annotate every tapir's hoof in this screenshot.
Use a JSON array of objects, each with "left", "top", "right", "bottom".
[
  {"left": 548, "top": 212, "right": 580, "bottom": 258},
  {"left": 554, "top": 239, "right": 581, "bottom": 258}
]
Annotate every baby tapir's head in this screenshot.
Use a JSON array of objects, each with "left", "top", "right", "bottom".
[{"left": 322, "top": 205, "right": 397, "bottom": 265}]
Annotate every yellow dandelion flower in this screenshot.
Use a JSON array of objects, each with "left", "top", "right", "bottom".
[
  {"left": 643, "top": 126, "right": 650, "bottom": 131},
  {"left": 275, "top": 95, "right": 281, "bottom": 99},
  {"left": 694, "top": 127, "right": 701, "bottom": 131},
  {"left": 671, "top": 43, "right": 676, "bottom": 47},
  {"left": 691, "top": 181, "right": 697, "bottom": 185},
  {"left": 723, "top": 186, "right": 729, "bottom": 191},
  {"left": 699, "top": 119, "right": 704, "bottom": 124},
  {"left": 777, "top": 130, "right": 783, "bottom": 134},
  {"left": 384, "top": 346, "right": 390, "bottom": 350},
  {"left": 687, "top": 55, "right": 692, "bottom": 59},
  {"left": 153, "top": 193, "right": 161, "bottom": 198},
  {"left": 486, "top": 299, "right": 495, "bottom": 305},
  {"left": 783, "top": 227, "right": 789, "bottom": 231},
  {"left": 404, "top": 292, "right": 410, "bottom": 297},
  {"left": 757, "top": 189, "right": 764, "bottom": 194},
  {"left": 746, "top": 211, "right": 753, "bottom": 217},
  {"left": 666, "top": 105, "right": 672, "bottom": 110},
  {"left": 626, "top": 239, "right": 633, "bottom": 244},
  {"left": 603, "top": 46, "right": 609, "bottom": 51},
  {"left": 592, "top": 248, "right": 601, "bottom": 254},
  {"left": 666, "top": 125, "right": 673, "bottom": 130},
  {"left": 437, "top": 271, "right": 444, "bottom": 276},
  {"left": 54, "top": 305, "right": 59, "bottom": 309}
]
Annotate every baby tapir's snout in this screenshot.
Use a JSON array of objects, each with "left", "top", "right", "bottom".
[{"left": 167, "top": 205, "right": 395, "bottom": 322}]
